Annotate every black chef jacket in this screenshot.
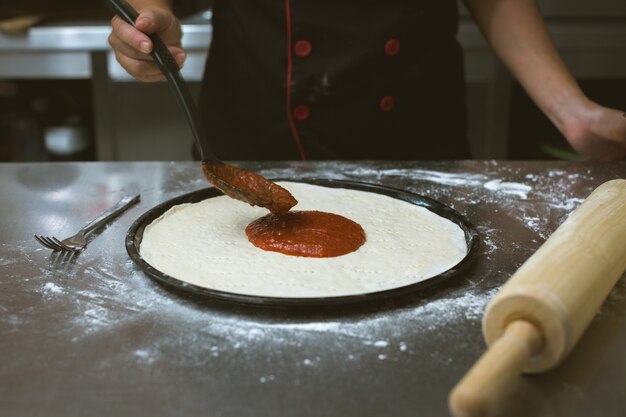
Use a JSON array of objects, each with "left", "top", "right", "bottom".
[{"left": 197, "top": 0, "right": 471, "bottom": 160}]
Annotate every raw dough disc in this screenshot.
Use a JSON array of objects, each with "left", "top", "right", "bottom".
[{"left": 140, "top": 182, "right": 468, "bottom": 298}]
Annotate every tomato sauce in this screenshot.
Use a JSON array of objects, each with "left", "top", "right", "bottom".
[
  {"left": 246, "top": 210, "right": 366, "bottom": 258},
  {"left": 202, "top": 161, "right": 297, "bottom": 213}
]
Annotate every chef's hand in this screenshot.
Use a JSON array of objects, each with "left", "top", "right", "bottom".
[
  {"left": 463, "top": 0, "right": 626, "bottom": 161},
  {"left": 560, "top": 100, "right": 626, "bottom": 161},
  {"left": 108, "top": 5, "right": 185, "bottom": 82}
]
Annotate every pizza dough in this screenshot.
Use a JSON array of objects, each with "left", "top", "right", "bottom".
[{"left": 140, "top": 182, "right": 468, "bottom": 298}]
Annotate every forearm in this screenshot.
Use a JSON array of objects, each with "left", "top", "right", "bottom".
[{"left": 462, "top": 0, "right": 586, "bottom": 132}]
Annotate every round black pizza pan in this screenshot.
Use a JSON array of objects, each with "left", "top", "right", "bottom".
[{"left": 126, "top": 179, "right": 479, "bottom": 308}]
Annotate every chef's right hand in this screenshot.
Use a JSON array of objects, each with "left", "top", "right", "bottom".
[{"left": 108, "top": 7, "right": 185, "bottom": 82}]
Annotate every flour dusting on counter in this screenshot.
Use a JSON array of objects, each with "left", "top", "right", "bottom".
[
  {"left": 5, "top": 161, "right": 617, "bottom": 392},
  {"left": 15, "top": 244, "right": 500, "bottom": 373},
  {"left": 43, "top": 282, "right": 64, "bottom": 295},
  {"left": 6, "top": 160, "right": 626, "bottom": 417},
  {"left": 19, "top": 163, "right": 593, "bottom": 350},
  {"left": 483, "top": 179, "right": 532, "bottom": 199}
]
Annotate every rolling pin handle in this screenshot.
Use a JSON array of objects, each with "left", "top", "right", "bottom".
[{"left": 449, "top": 320, "right": 543, "bottom": 417}]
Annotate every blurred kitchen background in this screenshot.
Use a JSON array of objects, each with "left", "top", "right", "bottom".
[{"left": 0, "top": 0, "right": 624, "bottom": 162}]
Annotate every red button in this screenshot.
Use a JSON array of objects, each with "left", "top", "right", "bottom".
[
  {"left": 294, "top": 40, "right": 312, "bottom": 57},
  {"left": 384, "top": 38, "right": 400, "bottom": 56},
  {"left": 379, "top": 96, "right": 395, "bottom": 112},
  {"left": 293, "top": 105, "right": 310, "bottom": 121}
]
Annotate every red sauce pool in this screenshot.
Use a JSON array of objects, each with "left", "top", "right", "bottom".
[{"left": 245, "top": 210, "right": 366, "bottom": 258}]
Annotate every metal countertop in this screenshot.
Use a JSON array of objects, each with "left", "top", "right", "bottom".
[{"left": 1, "top": 160, "right": 625, "bottom": 417}]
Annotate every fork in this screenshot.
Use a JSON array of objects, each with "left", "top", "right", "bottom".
[{"left": 34, "top": 194, "right": 140, "bottom": 252}]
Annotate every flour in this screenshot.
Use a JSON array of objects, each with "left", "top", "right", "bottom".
[
  {"left": 476, "top": 226, "right": 499, "bottom": 257},
  {"left": 0, "top": 257, "right": 18, "bottom": 267},
  {"left": 259, "top": 375, "right": 276, "bottom": 383},
  {"left": 43, "top": 282, "right": 63, "bottom": 294},
  {"left": 346, "top": 168, "right": 488, "bottom": 187},
  {"left": 551, "top": 197, "right": 584, "bottom": 211},
  {"left": 10, "top": 162, "right": 609, "bottom": 380},
  {"left": 134, "top": 349, "right": 157, "bottom": 364},
  {"left": 524, "top": 216, "right": 540, "bottom": 229},
  {"left": 23, "top": 248, "right": 499, "bottom": 372},
  {"left": 265, "top": 322, "right": 342, "bottom": 332},
  {"left": 483, "top": 179, "right": 532, "bottom": 199}
]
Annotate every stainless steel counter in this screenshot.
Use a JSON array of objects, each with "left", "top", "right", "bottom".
[{"left": 1, "top": 160, "right": 625, "bottom": 417}]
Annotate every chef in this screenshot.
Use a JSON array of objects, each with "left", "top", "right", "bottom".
[{"left": 109, "top": 0, "right": 626, "bottom": 161}]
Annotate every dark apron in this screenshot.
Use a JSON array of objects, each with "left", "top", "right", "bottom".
[{"left": 198, "top": 0, "right": 470, "bottom": 160}]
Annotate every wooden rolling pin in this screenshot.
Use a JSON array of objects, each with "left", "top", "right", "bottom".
[{"left": 449, "top": 179, "right": 626, "bottom": 417}]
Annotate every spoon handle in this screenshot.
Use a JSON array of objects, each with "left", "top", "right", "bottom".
[{"left": 107, "top": 0, "right": 218, "bottom": 163}]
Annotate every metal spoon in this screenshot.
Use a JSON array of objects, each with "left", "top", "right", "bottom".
[{"left": 107, "top": 0, "right": 297, "bottom": 213}]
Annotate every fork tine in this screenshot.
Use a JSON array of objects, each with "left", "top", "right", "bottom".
[
  {"left": 34, "top": 235, "right": 57, "bottom": 250},
  {"left": 42, "top": 236, "right": 65, "bottom": 251},
  {"left": 43, "top": 236, "right": 64, "bottom": 251},
  {"left": 34, "top": 235, "right": 49, "bottom": 249}
]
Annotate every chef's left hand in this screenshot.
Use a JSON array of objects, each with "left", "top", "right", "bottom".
[
  {"left": 560, "top": 100, "right": 626, "bottom": 161},
  {"left": 461, "top": 0, "right": 626, "bottom": 161}
]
